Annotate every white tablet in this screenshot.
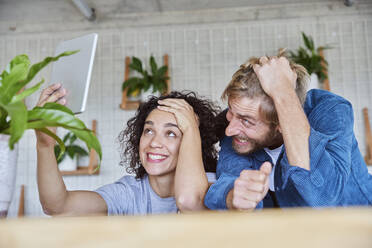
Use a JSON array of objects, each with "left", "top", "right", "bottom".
[{"left": 50, "top": 33, "right": 98, "bottom": 114}]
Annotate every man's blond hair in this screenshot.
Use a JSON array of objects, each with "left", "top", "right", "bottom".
[{"left": 222, "top": 49, "right": 309, "bottom": 126}]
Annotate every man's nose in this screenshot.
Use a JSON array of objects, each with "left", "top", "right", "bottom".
[{"left": 225, "top": 118, "right": 241, "bottom": 137}]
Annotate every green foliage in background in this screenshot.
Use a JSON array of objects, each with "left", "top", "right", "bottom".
[
  {"left": 122, "top": 56, "right": 169, "bottom": 97},
  {"left": 0, "top": 51, "right": 102, "bottom": 164},
  {"left": 289, "top": 32, "right": 332, "bottom": 83},
  {"left": 54, "top": 132, "right": 89, "bottom": 164}
]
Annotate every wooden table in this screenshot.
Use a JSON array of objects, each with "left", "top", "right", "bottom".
[{"left": 1, "top": 208, "right": 371, "bottom": 248}]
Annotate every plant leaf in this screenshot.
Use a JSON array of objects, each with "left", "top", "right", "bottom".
[
  {"left": 9, "top": 54, "right": 30, "bottom": 70},
  {"left": 36, "top": 127, "right": 65, "bottom": 161},
  {"left": 130, "top": 57, "right": 143, "bottom": 73},
  {"left": 54, "top": 144, "right": 67, "bottom": 163},
  {"left": 157, "top": 65, "right": 168, "bottom": 77},
  {"left": 42, "top": 102, "right": 75, "bottom": 115},
  {"left": 28, "top": 107, "right": 87, "bottom": 130},
  {"left": 0, "top": 63, "right": 29, "bottom": 104},
  {"left": 0, "top": 107, "right": 8, "bottom": 131},
  {"left": 10, "top": 79, "right": 44, "bottom": 103},
  {"left": 63, "top": 132, "right": 71, "bottom": 143},
  {"left": 70, "top": 145, "right": 89, "bottom": 156},
  {"left": 66, "top": 146, "right": 75, "bottom": 159},
  {"left": 68, "top": 128, "right": 102, "bottom": 164},
  {"left": 0, "top": 55, "right": 29, "bottom": 86},
  {"left": 122, "top": 77, "right": 141, "bottom": 91},
  {"left": 69, "top": 133, "right": 77, "bottom": 144},
  {"left": 3, "top": 51, "right": 79, "bottom": 104},
  {"left": 27, "top": 120, "right": 100, "bottom": 163},
  {"left": 25, "top": 50, "right": 79, "bottom": 87},
  {"left": 150, "top": 56, "right": 158, "bottom": 75},
  {"left": 302, "top": 32, "right": 314, "bottom": 51},
  {"left": 0, "top": 101, "right": 27, "bottom": 149}
]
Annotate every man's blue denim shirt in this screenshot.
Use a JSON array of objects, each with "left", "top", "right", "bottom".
[{"left": 205, "top": 89, "right": 372, "bottom": 209}]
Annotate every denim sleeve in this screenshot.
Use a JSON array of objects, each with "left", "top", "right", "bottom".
[
  {"left": 277, "top": 102, "right": 354, "bottom": 206},
  {"left": 204, "top": 173, "right": 236, "bottom": 209},
  {"left": 204, "top": 137, "right": 262, "bottom": 209}
]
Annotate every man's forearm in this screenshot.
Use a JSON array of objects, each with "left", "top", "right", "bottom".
[{"left": 272, "top": 90, "right": 310, "bottom": 170}]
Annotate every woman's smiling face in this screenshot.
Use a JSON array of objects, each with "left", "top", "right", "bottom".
[{"left": 139, "top": 109, "right": 183, "bottom": 177}]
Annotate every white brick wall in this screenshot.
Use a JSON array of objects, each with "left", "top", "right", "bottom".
[{"left": 1, "top": 3, "right": 372, "bottom": 217}]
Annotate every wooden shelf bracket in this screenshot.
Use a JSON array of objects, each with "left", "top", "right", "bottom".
[{"left": 363, "top": 107, "right": 372, "bottom": 165}]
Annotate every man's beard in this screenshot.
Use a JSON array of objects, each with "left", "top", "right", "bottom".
[{"left": 231, "top": 128, "right": 282, "bottom": 156}]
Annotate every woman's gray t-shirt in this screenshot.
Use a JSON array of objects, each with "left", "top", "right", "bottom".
[
  {"left": 95, "top": 173, "right": 216, "bottom": 216},
  {"left": 95, "top": 175, "right": 177, "bottom": 215}
]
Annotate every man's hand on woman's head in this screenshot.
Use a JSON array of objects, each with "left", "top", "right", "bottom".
[{"left": 157, "top": 98, "right": 199, "bottom": 134}]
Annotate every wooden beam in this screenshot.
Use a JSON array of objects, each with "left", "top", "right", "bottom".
[
  {"left": 17, "top": 185, "right": 25, "bottom": 217},
  {"left": 319, "top": 49, "right": 330, "bottom": 91},
  {"left": 87, "top": 119, "right": 98, "bottom": 174},
  {"left": 120, "top": 56, "right": 131, "bottom": 109},
  {"left": 363, "top": 107, "right": 372, "bottom": 165},
  {"left": 0, "top": 208, "right": 371, "bottom": 248},
  {"left": 163, "top": 54, "right": 170, "bottom": 95}
]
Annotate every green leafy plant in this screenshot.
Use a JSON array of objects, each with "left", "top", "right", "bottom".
[
  {"left": 122, "top": 56, "right": 169, "bottom": 97},
  {"left": 54, "top": 132, "right": 89, "bottom": 164},
  {"left": 0, "top": 51, "right": 102, "bottom": 164},
  {"left": 289, "top": 32, "right": 331, "bottom": 83}
]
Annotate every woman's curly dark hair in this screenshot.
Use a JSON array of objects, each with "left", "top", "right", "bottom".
[{"left": 118, "top": 91, "right": 221, "bottom": 179}]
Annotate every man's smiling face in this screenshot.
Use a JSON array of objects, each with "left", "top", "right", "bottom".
[{"left": 225, "top": 96, "right": 281, "bottom": 155}]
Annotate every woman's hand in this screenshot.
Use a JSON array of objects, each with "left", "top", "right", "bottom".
[
  {"left": 158, "top": 98, "right": 208, "bottom": 211},
  {"left": 157, "top": 98, "right": 199, "bottom": 134},
  {"left": 35, "top": 83, "right": 67, "bottom": 148}
]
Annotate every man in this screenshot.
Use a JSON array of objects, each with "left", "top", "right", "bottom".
[{"left": 205, "top": 51, "right": 372, "bottom": 210}]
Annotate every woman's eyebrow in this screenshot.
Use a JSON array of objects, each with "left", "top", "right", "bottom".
[
  {"left": 145, "top": 121, "right": 179, "bottom": 129},
  {"left": 164, "top": 123, "right": 179, "bottom": 129}
]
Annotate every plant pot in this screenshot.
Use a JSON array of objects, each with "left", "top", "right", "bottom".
[
  {"left": 308, "top": 73, "right": 320, "bottom": 91},
  {"left": 127, "top": 94, "right": 141, "bottom": 102},
  {"left": 78, "top": 154, "right": 90, "bottom": 167},
  {"left": 58, "top": 155, "right": 78, "bottom": 171},
  {"left": 141, "top": 87, "right": 161, "bottom": 102},
  {"left": 0, "top": 134, "right": 18, "bottom": 218},
  {"left": 126, "top": 88, "right": 141, "bottom": 102}
]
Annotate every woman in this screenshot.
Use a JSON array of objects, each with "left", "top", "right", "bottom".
[{"left": 36, "top": 83, "right": 219, "bottom": 216}]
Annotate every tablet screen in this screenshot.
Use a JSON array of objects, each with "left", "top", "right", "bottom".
[{"left": 50, "top": 33, "right": 98, "bottom": 114}]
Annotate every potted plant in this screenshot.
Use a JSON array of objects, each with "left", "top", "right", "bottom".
[
  {"left": 288, "top": 32, "right": 331, "bottom": 90},
  {"left": 54, "top": 131, "right": 89, "bottom": 171},
  {"left": 122, "top": 55, "right": 169, "bottom": 102},
  {"left": 0, "top": 51, "right": 102, "bottom": 217}
]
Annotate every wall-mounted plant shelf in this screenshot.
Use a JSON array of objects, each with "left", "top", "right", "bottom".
[
  {"left": 120, "top": 54, "right": 170, "bottom": 110},
  {"left": 363, "top": 107, "right": 372, "bottom": 165},
  {"left": 61, "top": 120, "right": 100, "bottom": 176}
]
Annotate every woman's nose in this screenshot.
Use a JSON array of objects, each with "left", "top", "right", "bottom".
[{"left": 150, "top": 134, "right": 163, "bottom": 148}]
